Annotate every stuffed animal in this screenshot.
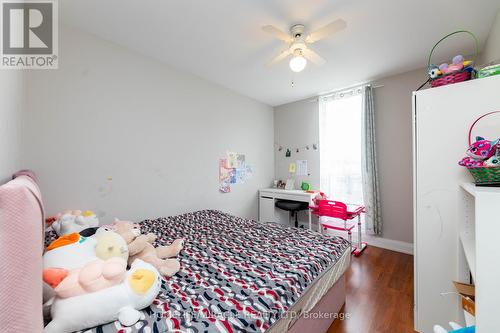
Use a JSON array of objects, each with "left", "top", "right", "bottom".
[
  {"left": 484, "top": 154, "right": 500, "bottom": 167},
  {"left": 434, "top": 322, "right": 475, "bottom": 333},
  {"left": 428, "top": 65, "right": 442, "bottom": 79},
  {"left": 458, "top": 157, "right": 484, "bottom": 167},
  {"left": 112, "top": 219, "right": 184, "bottom": 276},
  {"left": 43, "top": 257, "right": 127, "bottom": 299},
  {"left": 313, "top": 192, "right": 328, "bottom": 206},
  {"left": 95, "top": 230, "right": 129, "bottom": 261},
  {"left": 44, "top": 233, "right": 99, "bottom": 271},
  {"left": 430, "top": 55, "right": 474, "bottom": 79},
  {"left": 51, "top": 210, "right": 99, "bottom": 236},
  {"left": 44, "top": 259, "right": 162, "bottom": 333},
  {"left": 466, "top": 136, "right": 499, "bottom": 160},
  {"left": 43, "top": 230, "right": 128, "bottom": 271}
]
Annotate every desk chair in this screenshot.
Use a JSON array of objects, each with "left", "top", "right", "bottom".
[
  {"left": 275, "top": 200, "right": 309, "bottom": 228},
  {"left": 310, "top": 200, "right": 367, "bottom": 256}
]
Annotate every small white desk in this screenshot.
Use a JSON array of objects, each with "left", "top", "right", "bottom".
[{"left": 259, "top": 188, "right": 317, "bottom": 230}]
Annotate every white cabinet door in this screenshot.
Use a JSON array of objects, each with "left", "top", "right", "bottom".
[{"left": 259, "top": 195, "right": 276, "bottom": 223}]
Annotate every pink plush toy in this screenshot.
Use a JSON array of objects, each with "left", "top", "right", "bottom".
[
  {"left": 466, "top": 136, "right": 499, "bottom": 160},
  {"left": 458, "top": 157, "right": 484, "bottom": 167},
  {"left": 458, "top": 136, "right": 499, "bottom": 167},
  {"left": 313, "top": 192, "right": 328, "bottom": 206},
  {"left": 43, "top": 257, "right": 127, "bottom": 299}
]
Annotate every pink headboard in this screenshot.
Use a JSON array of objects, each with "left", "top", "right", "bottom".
[{"left": 0, "top": 172, "right": 44, "bottom": 332}]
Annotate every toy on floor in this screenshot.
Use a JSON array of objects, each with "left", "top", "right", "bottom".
[
  {"left": 44, "top": 259, "right": 162, "bottom": 333},
  {"left": 50, "top": 210, "right": 100, "bottom": 236},
  {"left": 433, "top": 322, "right": 475, "bottom": 333},
  {"left": 43, "top": 257, "right": 127, "bottom": 298},
  {"left": 112, "top": 219, "right": 184, "bottom": 277}
]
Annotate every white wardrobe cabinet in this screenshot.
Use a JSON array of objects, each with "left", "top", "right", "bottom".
[{"left": 413, "top": 75, "right": 500, "bottom": 332}]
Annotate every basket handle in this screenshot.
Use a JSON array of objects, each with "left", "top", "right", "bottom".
[
  {"left": 468, "top": 111, "right": 500, "bottom": 146},
  {"left": 427, "top": 30, "right": 478, "bottom": 69}
]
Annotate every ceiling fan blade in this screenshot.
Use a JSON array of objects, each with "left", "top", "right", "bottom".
[
  {"left": 267, "top": 48, "right": 292, "bottom": 67},
  {"left": 262, "top": 25, "right": 292, "bottom": 42},
  {"left": 303, "top": 48, "right": 326, "bottom": 66},
  {"left": 305, "top": 19, "right": 347, "bottom": 43}
]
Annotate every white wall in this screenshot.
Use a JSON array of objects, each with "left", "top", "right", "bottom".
[
  {"left": 273, "top": 69, "right": 427, "bottom": 244},
  {"left": 274, "top": 99, "right": 320, "bottom": 189},
  {"left": 0, "top": 71, "right": 24, "bottom": 184},
  {"left": 480, "top": 9, "right": 500, "bottom": 64},
  {"left": 374, "top": 68, "right": 427, "bottom": 243},
  {"left": 22, "top": 26, "right": 274, "bottom": 222}
]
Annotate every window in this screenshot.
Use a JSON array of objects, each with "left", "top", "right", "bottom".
[{"left": 319, "top": 91, "right": 364, "bottom": 228}]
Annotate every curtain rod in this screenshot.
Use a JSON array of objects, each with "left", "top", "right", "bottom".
[
  {"left": 303, "top": 83, "right": 384, "bottom": 103},
  {"left": 321, "top": 83, "right": 384, "bottom": 96}
]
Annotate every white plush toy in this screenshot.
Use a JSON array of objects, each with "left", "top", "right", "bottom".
[
  {"left": 51, "top": 210, "right": 99, "bottom": 236},
  {"left": 43, "top": 230, "right": 129, "bottom": 308},
  {"left": 44, "top": 233, "right": 98, "bottom": 270},
  {"left": 43, "top": 230, "right": 128, "bottom": 270},
  {"left": 44, "top": 259, "right": 162, "bottom": 333}
]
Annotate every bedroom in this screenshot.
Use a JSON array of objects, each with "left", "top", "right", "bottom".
[{"left": 1, "top": 0, "right": 499, "bottom": 332}]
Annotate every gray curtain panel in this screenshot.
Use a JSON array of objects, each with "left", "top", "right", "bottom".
[{"left": 361, "top": 85, "right": 382, "bottom": 235}]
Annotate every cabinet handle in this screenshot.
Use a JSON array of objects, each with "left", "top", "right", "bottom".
[{"left": 261, "top": 196, "right": 273, "bottom": 199}]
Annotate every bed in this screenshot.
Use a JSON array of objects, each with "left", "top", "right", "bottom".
[{"left": 45, "top": 210, "right": 350, "bottom": 333}]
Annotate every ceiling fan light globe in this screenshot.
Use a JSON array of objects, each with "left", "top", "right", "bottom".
[{"left": 289, "top": 56, "right": 307, "bottom": 72}]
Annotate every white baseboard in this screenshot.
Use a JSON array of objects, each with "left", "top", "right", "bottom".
[{"left": 362, "top": 234, "right": 414, "bottom": 255}]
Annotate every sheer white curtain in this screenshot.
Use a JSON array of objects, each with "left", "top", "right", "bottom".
[{"left": 319, "top": 88, "right": 364, "bottom": 211}]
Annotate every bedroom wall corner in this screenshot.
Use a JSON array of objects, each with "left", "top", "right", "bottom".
[
  {"left": 479, "top": 9, "right": 500, "bottom": 65},
  {"left": 22, "top": 25, "right": 274, "bottom": 222},
  {"left": 374, "top": 68, "right": 427, "bottom": 244},
  {"left": 0, "top": 71, "right": 25, "bottom": 184},
  {"left": 272, "top": 68, "right": 426, "bottom": 246}
]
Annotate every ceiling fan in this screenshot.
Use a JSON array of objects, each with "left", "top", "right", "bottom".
[{"left": 262, "top": 19, "right": 347, "bottom": 72}]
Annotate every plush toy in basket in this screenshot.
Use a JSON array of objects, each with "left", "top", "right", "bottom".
[
  {"left": 427, "top": 30, "right": 478, "bottom": 88},
  {"left": 458, "top": 112, "right": 500, "bottom": 186}
]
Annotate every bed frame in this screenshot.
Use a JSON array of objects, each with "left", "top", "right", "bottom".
[
  {"left": 0, "top": 173, "right": 44, "bottom": 332},
  {"left": 287, "top": 275, "right": 346, "bottom": 333},
  {"left": 1, "top": 172, "right": 347, "bottom": 333},
  {"left": 270, "top": 249, "right": 349, "bottom": 333}
]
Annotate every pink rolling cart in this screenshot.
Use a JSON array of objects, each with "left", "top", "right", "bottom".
[{"left": 310, "top": 200, "right": 367, "bottom": 256}]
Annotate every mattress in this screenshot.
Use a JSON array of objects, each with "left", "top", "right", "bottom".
[
  {"left": 45, "top": 210, "right": 350, "bottom": 333},
  {"left": 267, "top": 248, "right": 350, "bottom": 333}
]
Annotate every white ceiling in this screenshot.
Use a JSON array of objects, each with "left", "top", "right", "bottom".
[{"left": 60, "top": 0, "right": 499, "bottom": 106}]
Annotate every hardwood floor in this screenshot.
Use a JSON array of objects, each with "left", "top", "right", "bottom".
[{"left": 327, "top": 246, "right": 415, "bottom": 333}]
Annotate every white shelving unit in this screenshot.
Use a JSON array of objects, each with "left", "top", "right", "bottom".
[
  {"left": 413, "top": 75, "right": 500, "bottom": 333},
  {"left": 458, "top": 182, "right": 500, "bottom": 332}
]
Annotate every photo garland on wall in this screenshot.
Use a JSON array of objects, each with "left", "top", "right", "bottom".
[
  {"left": 219, "top": 152, "right": 253, "bottom": 193},
  {"left": 277, "top": 142, "right": 318, "bottom": 157}
]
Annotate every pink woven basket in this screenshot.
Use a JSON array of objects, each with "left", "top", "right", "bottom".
[
  {"left": 428, "top": 30, "right": 477, "bottom": 88},
  {"left": 431, "top": 70, "right": 471, "bottom": 87}
]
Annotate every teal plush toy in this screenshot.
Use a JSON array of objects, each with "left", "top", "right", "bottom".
[{"left": 434, "top": 322, "right": 475, "bottom": 333}]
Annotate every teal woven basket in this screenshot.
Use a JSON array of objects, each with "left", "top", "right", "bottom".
[
  {"left": 465, "top": 111, "right": 500, "bottom": 186},
  {"left": 467, "top": 167, "right": 500, "bottom": 185}
]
